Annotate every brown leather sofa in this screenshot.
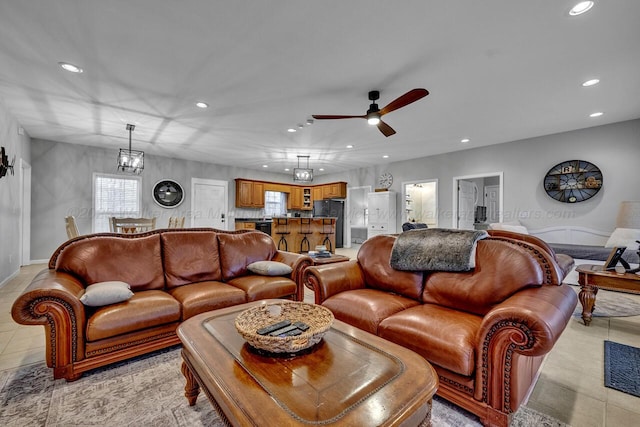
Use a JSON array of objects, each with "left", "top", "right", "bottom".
[
  {"left": 304, "top": 233, "right": 577, "bottom": 427},
  {"left": 12, "top": 228, "right": 311, "bottom": 381}
]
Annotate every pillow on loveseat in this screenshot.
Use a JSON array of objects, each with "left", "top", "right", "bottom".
[
  {"left": 247, "top": 261, "right": 292, "bottom": 276},
  {"left": 80, "top": 281, "right": 134, "bottom": 306}
]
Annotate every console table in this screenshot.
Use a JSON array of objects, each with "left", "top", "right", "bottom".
[{"left": 576, "top": 264, "right": 640, "bottom": 325}]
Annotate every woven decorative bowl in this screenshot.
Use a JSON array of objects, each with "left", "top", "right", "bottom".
[{"left": 235, "top": 301, "right": 334, "bottom": 354}]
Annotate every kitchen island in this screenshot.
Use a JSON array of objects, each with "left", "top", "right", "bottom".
[{"left": 272, "top": 217, "right": 337, "bottom": 254}]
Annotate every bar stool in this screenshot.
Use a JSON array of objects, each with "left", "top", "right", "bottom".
[
  {"left": 299, "top": 218, "right": 312, "bottom": 253},
  {"left": 321, "top": 218, "right": 334, "bottom": 253},
  {"left": 275, "top": 218, "right": 290, "bottom": 251}
]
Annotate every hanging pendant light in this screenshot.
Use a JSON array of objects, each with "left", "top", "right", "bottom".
[
  {"left": 293, "top": 155, "right": 313, "bottom": 182},
  {"left": 117, "top": 123, "right": 144, "bottom": 174}
]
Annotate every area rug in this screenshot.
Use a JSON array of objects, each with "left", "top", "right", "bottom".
[
  {"left": 0, "top": 347, "right": 568, "bottom": 427},
  {"left": 569, "top": 286, "right": 640, "bottom": 319},
  {"left": 604, "top": 340, "right": 640, "bottom": 398}
]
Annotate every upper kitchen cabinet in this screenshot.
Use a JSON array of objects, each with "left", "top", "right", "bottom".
[
  {"left": 235, "top": 179, "right": 265, "bottom": 208},
  {"left": 322, "top": 182, "right": 347, "bottom": 199},
  {"left": 288, "top": 186, "right": 304, "bottom": 210}
]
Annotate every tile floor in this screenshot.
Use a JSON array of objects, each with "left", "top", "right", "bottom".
[{"left": 2, "top": 249, "right": 640, "bottom": 426}]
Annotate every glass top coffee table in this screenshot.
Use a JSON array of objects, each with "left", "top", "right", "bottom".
[{"left": 177, "top": 300, "right": 438, "bottom": 426}]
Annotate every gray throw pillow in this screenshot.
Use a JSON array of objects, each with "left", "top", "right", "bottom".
[
  {"left": 80, "top": 281, "right": 134, "bottom": 306},
  {"left": 247, "top": 261, "right": 292, "bottom": 276}
]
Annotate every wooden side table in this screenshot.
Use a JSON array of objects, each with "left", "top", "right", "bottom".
[{"left": 576, "top": 264, "right": 640, "bottom": 325}]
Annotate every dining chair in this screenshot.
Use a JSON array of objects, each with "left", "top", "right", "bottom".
[
  {"left": 65, "top": 216, "right": 80, "bottom": 239},
  {"left": 167, "top": 216, "right": 185, "bottom": 228},
  {"left": 110, "top": 217, "right": 157, "bottom": 233}
]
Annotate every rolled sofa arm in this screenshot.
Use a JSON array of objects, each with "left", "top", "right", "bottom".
[
  {"left": 11, "top": 269, "right": 87, "bottom": 374},
  {"left": 473, "top": 284, "right": 577, "bottom": 413},
  {"left": 303, "top": 260, "right": 365, "bottom": 304},
  {"left": 272, "top": 251, "right": 312, "bottom": 301}
]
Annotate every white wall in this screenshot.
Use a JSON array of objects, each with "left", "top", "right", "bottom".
[
  {"left": 320, "top": 119, "right": 640, "bottom": 234},
  {"left": 0, "top": 99, "right": 30, "bottom": 285}
]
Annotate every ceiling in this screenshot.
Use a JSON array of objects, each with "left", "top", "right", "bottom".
[{"left": 1, "top": 1, "right": 639, "bottom": 177}]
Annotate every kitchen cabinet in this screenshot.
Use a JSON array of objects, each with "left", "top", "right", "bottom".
[
  {"left": 235, "top": 222, "right": 256, "bottom": 231},
  {"left": 322, "top": 182, "right": 347, "bottom": 199},
  {"left": 235, "top": 179, "right": 265, "bottom": 208},
  {"left": 302, "top": 187, "right": 312, "bottom": 210},
  {"left": 288, "top": 186, "right": 303, "bottom": 210},
  {"left": 312, "top": 186, "right": 323, "bottom": 202},
  {"left": 367, "top": 191, "right": 397, "bottom": 239}
]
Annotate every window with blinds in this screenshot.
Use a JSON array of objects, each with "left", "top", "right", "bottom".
[
  {"left": 93, "top": 173, "right": 142, "bottom": 232},
  {"left": 264, "top": 191, "right": 287, "bottom": 217}
]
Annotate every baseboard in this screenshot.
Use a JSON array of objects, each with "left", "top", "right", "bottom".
[
  {"left": 0, "top": 268, "right": 20, "bottom": 289},
  {"left": 30, "top": 259, "right": 49, "bottom": 265}
]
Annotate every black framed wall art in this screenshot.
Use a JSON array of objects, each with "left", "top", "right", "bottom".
[
  {"left": 152, "top": 179, "right": 184, "bottom": 208},
  {"left": 543, "top": 160, "right": 602, "bottom": 203}
]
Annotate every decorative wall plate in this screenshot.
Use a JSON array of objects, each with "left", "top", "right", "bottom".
[
  {"left": 152, "top": 179, "right": 184, "bottom": 208},
  {"left": 543, "top": 160, "right": 602, "bottom": 203}
]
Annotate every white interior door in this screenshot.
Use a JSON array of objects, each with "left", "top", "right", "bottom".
[
  {"left": 191, "top": 178, "right": 228, "bottom": 229},
  {"left": 484, "top": 185, "right": 500, "bottom": 224},
  {"left": 21, "top": 160, "right": 31, "bottom": 265},
  {"left": 457, "top": 180, "right": 476, "bottom": 230}
]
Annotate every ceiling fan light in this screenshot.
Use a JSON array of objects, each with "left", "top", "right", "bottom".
[{"left": 367, "top": 114, "right": 380, "bottom": 125}]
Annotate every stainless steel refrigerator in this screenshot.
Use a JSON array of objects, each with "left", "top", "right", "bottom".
[{"left": 313, "top": 199, "right": 344, "bottom": 248}]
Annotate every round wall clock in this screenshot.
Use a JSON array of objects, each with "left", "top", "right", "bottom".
[
  {"left": 543, "top": 160, "right": 602, "bottom": 203},
  {"left": 152, "top": 179, "right": 184, "bottom": 208},
  {"left": 379, "top": 172, "right": 393, "bottom": 189}
]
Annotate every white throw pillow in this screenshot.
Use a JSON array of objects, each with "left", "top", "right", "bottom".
[
  {"left": 605, "top": 228, "right": 640, "bottom": 248},
  {"left": 247, "top": 261, "right": 293, "bottom": 276},
  {"left": 80, "top": 281, "right": 134, "bottom": 307}
]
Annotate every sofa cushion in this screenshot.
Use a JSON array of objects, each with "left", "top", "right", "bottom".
[
  {"left": 357, "top": 235, "right": 425, "bottom": 301},
  {"left": 218, "top": 232, "right": 277, "bottom": 281},
  {"left": 226, "top": 275, "right": 297, "bottom": 301},
  {"left": 55, "top": 234, "right": 165, "bottom": 291},
  {"left": 161, "top": 231, "right": 222, "bottom": 288},
  {"left": 422, "top": 239, "right": 544, "bottom": 316},
  {"left": 80, "top": 281, "right": 133, "bottom": 306},
  {"left": 86, "top": 290, "right": 181, "bottom": 341},
  {"left": 247, "top": 261, "right": 292, "bottom": 276},
  {"left": 322, "top": 288, "right": 420, "bottom": 334},
  {"left": 379, "top": 304, "right": 482, "bottom": 377},
  {"left": 168, "top": 281, "right": 246, "bottom": 319}
]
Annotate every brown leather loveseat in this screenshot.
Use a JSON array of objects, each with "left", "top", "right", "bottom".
[
  {"left": 304, "top": 233, "right": 577, "bottom": 427},
  {"left": 12, "top": 228, "right": 311, "bottom": 381}
]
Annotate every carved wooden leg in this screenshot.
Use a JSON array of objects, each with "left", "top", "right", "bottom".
[
  {"left": 578, "top": 283, "right": 597, "bottom": 326},
  {"left": 181, "top": 361, "right": 200, "bottom": 406}
]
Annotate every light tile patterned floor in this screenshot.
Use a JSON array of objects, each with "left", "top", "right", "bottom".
[{"left": 2, "top": 248, "right": 640, "bottom": 426}]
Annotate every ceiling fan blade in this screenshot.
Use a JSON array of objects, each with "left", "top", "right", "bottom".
[
  {"left": 377, "top": 120, "right": 396, "bottom": 137},
  {"left": 379, "top": 88, "right": 429, "bottom": 116},
  {"left": 312, "top": 114, "right": 366, "bottom": 120}
]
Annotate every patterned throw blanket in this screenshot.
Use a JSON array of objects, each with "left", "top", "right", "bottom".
[{"left": 390, "top": 228, "right": 488, "bottom": 272}]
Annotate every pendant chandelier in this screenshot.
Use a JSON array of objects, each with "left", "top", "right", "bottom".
[
  {"left": 117, "top": 123, "right": 144, "bottom": 174},
  {"left": 293, "top": 155, "right": 313, "bottom": 182}
]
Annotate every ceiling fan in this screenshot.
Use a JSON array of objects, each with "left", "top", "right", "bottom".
[{"left": 312, "top": 88, "right": 429, "bottom": 137}]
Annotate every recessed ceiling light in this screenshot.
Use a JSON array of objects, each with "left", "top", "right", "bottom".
[
  {"left": 569, "top": 1, "right": 594, "bottom": 16},
  {"left": 58, "top": 62, "right": 83, "bottom": 73},
  {"left": 589, "top": 112, "right": 604, "bottom": 118},
  {"left": 284, "top": 168, "right": 290, "bottom": 172},
  {"left": 287, "top": 128, "right": 297, "bottom": 133},
  {"left": 306, "top": 119, "right": 314, "bottom": 126},
  {"left": 346, "top": 145, "right": 354, "bottom": 149},
  {"left": 383, "top": 155, "right": 389, "bottom": 159},
  {"left": 262, "top": 164, "right": 268, "bottom": 168},
  {"left": 461, "top": 138, "right": 470, "bottom": 143},
  {"left": 319, "top": 168, "right": 325, "bottom": 171},
  {"left": 195, "top": 102, "right": 209, "bottom": 109},
  {"left": 582, "top": 79, "right": 600, "bottom": 87}
]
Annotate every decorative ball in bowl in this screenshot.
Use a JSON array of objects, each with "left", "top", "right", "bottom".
[{"left": 235, "top": 301, "right": 334, "bottom": 354}]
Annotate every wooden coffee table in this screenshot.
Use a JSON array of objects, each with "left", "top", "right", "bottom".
[
  {"left": 177, "top": 301, "right": 438, "bottom": 426},
  {"left": 576, "top": 264, "right": 640, "bottom": 325}
]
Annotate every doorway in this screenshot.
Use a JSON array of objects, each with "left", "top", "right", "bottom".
[
  {"left": 402, "top": 180, "right": 438, "bottom": 227},
  {"left": 452, "top": 172, "right": 503, "bottom": 229},
  {"left": 345, "top": 185, "right": 371, "bottom": 247},
  {"left": 191, "top": 178, "right": 228, "bottom": 229}
]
